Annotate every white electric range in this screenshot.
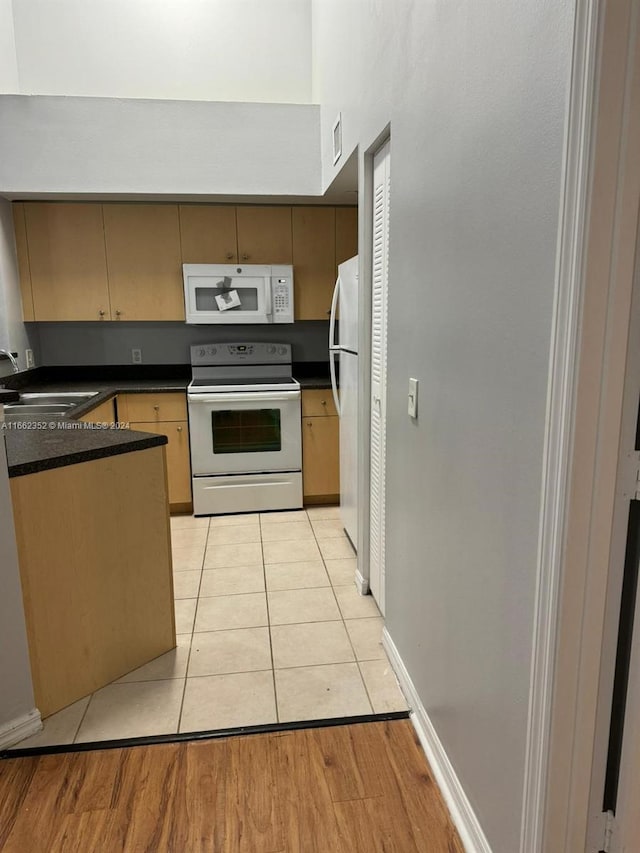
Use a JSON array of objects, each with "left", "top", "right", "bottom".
[{"left": 187, "top": 342, "right": 302, "bottom": 516}]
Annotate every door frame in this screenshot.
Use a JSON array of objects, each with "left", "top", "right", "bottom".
[
  {"left": 356, "top": 130, "right": 391, "bottom": 599},
  {"left": 540, "top": 0, "right": 640, "bottom": 850}
]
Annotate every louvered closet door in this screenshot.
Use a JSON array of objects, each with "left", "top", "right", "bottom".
[{"left": 369, "top": 140, "right": 390, "bottom": 613}]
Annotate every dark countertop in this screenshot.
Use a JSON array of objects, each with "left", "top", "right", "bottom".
[
  {"left": 4, "top": 421, "right": 168, "bottom": 479},
  {"left": 1, "top": 367, "right": 184, "bottom": 478},
  {"left": 292, "top": 361, "right": 333, "bottom": 390},
  {"left": 1, "top": 362, "right": 333, "bottom": 477}
]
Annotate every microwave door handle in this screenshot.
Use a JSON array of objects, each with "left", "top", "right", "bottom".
[{"left": 265, "top": 278, "right": 272, "bottom": 316}]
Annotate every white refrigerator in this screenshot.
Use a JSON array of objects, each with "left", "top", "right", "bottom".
[{"left": 329, "top": 255, "right": 359, "bottom": 548}]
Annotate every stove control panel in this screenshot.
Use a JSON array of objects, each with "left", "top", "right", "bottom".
[{"left": 190, "top": 342, "right": 291, "bottom": 366}]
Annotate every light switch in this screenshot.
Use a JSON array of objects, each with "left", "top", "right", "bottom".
[{"left": 408, "top": 378, "right": 418, "bottom": 419}]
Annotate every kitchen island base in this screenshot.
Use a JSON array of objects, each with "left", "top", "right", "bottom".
[{"left": 10, "top": 445, "right": 176, "bottom": 718}]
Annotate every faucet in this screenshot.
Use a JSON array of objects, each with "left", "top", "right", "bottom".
[{"left": 0, "top": 350, "right": 20, "bottom": 373}]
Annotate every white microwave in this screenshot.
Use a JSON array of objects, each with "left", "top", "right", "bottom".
[{"left": 183, "top": 263, "right": 294, "bottom": 324}]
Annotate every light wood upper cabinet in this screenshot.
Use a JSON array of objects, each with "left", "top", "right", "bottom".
[
  {"left": 24, "top": 203, "right": 111, "bottom": 321},
  {"left": 236, "top": 206, "right": 292, "bottom": 264},
  {"left": 292, "top": 207, "right": 336, "bottom": 321},
  {"left": 13, "top": 201, "right": 357, "bottom": 323},
  {"left": 335, "top": 206, "right": 358, "bottom": 267},
  {"left": 103, "top": 204, "right": 184, "bottom": 321},
  {"left": 179, "top": 205, "right": 238, "bottom": 263},
  {"left": 12, "top": 203, "right": 34, "bottom": 321}
]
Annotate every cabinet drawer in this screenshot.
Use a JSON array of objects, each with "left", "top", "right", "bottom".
[
  {"left": 301, "top": 389, "right": 337, "bottom": 418},
  {"left": 118, "top": 392, "right": 187, "bottom": 423}
]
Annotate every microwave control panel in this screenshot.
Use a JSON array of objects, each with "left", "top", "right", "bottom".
[{"left": 270, "top": 267, "right": 294, "bottom": 323}]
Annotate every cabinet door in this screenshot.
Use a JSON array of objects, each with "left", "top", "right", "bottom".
[
  {"left": 103, "top": 204, "right": 184, "bottom": 321},
  {"left": 179, "top": 205, "right": 238, "bottom": 263},
  {"left": 335, "top": 206, "right": 358, "bottom": 267},
  {"left": 80, "top": 398, "right": 116, "bottom": 424},
  {"left": 302, "top": 416, "right": 340, "bottom": 500},
  {"left": 292, "top": 207, "right": 336, "bottom": 320},
  {"left": 12, "top": 203, "right": 34, "bottom": 321},
  {"left": 24, "top": 203, "right": 111, "bottom": 321},
  {"left": 236, "top": 206, "right": 292, "bottom": 264},
  {"left": 131, "top": 420, "right": 192, "bottom": 507}
]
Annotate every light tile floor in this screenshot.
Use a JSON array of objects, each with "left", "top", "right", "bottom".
[{"left": 12, "top": 507, "right": 407, "bottom": 749}]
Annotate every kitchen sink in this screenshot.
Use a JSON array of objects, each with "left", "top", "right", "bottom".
[
  {"left": 6, "top": 403, "right": 76, "bottom": 414},
  {"left": 3, "top": 391, "right": 98, "bottom": 420},
  {"left": 15, "top": 392, "right": 98, "bottom": 406}
]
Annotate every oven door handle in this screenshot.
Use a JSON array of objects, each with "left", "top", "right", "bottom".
[{"left": 188, "top": 391, "right": 301, "bottom": 404}]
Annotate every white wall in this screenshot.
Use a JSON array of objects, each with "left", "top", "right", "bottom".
[
  {"left": 0, "top": 0, "right": 19, "bottom": 93},
  {"left": 0, "top": 96, "right": 321, "bottom": 197},
  {"left": 312, "top": 1, "right": 574, "bottom": 851},
  {"left": 0, "top": 199, "right": 38, "bottom": 377},
  {"left": 11, "top": 0, "right": 312, "bottom": 103}
]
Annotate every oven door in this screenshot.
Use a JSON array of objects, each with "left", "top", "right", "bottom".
[{"left": 188, "top": 390, "right": 301, "bottom": 475}]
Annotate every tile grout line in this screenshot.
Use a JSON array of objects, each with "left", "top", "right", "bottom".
[
  {"left": 118, "top": 657, "right": 386, "bottom": 686},
  {"left": 175, "top": 515, "right": 210, "bottom": 735},
  {"left": 260, "top": 512, "right": 280, "bottom": 724},
  {"left": 72, "top": 694, "right": 94, "bottom": 744},
  {"left": 311, "top": 508, "right": 375, "bottom": 716}
]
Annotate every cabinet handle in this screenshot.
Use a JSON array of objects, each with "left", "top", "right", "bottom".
[
  {"left": 176, "top": 425, "right": 182, "bottom": 432},
  {"left": 226, "top": 252, "right": 234, "bottom": 260},
  {"left": 153, "top": 405, "right": 160, "bottom": 412},
  {"left": 241, "top": 253, "right": 250, "bottom": 261},
  {"left": 115, "top": 309, "right": 122, "bottom": 318},
  {"left": 307, "top": 421, "right": 313, "bottom": 426},
  {"left": 321, "top": 400, "right": 326, "bottom": 406},
  {"left": 98, "top": 309, "right": 105, "bottom": 318}
]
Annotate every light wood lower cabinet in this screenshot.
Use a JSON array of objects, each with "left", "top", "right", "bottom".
[
  {"left": 301, "top": 389, "right": 340, "bottom": 503},
  {"left": 129, "top": 421, "right": 192, "bottom": 510},
  {"left": 10, "top": 446, "right": 176, "bottom": 718},
  {"left": 117, "top": 392, "right": 192, "bottom": 511},
  {"left": 80, "top": 397, "right": 116, "bottom": 424}
]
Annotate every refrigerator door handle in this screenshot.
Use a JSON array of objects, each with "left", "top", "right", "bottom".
[
  {"left": 329, "top": 275, "right": 340, "bottom": 351},
  {"left": 330, "top": 349, "right": 341, "bottom": 416},
  {"left": 329, "top": 275, "right": 341, "bottom": 416}
]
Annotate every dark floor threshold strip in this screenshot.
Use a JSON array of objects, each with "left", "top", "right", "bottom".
[{"left": 1, "top": 711, "right": 410, "bottom": 759}]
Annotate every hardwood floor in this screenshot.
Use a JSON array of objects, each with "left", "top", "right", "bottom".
[{"left": 0, "top": 720, "right": 463, "bottom": 852}]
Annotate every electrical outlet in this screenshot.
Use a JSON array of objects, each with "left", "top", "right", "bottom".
[
  {"left": 131, "top": 348, "right": 142, "bottom": 364},
  {"left": 25, "top": 349, "right": 34, "bottom": 369}
]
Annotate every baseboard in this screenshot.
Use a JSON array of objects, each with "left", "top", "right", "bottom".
[
  {"left": 382, "top": 628, "right": 493, "bottom": 853},
  {"left": 0, "top": 709, "right": 42, "bottom": 750},
  {"left": 355, "top": 568, "right": 369, "bottom": 595}
]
